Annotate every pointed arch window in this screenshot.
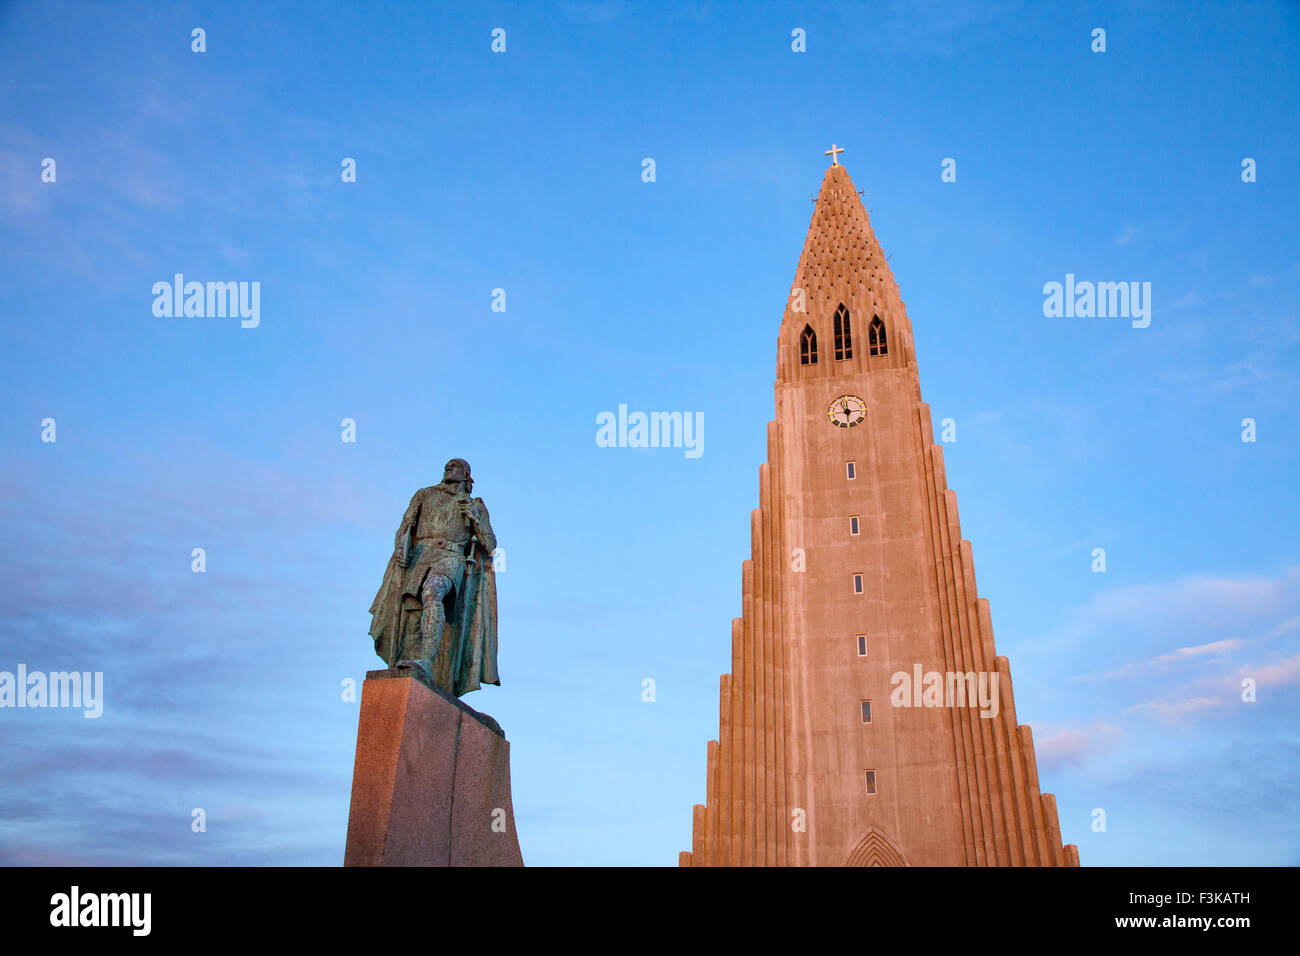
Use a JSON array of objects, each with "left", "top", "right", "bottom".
[
  {"left": 799, "top": 324, "right": 818, "bottom": 365},
  {"left": 869, "top": 316, "right": 888, "bottom": 356},
  {"left": 834, "top": 304, "right": 853, "bottom": 360}
]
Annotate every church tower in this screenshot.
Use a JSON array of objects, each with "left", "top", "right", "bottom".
[{"left": 679, "top": 153, "right": 1079, "bottom": 867}]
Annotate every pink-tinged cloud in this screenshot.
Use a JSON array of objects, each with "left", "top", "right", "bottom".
[
  {"left": 1238, "top": 652, "right": 1300, "bottom": 690},
  {"left": 1091, "top": 637, "right": 1247, "bottom": 680},
  {"left": 1035, "top": 722, "right": 1123, "bottom": 770},
  {"left": 1125, "top": 696, "right": 1223, "bottom": 721}
]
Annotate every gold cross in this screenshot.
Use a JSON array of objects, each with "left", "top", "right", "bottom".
[{"left": 824, "top": 143, "right": 844, "bottom": 166}]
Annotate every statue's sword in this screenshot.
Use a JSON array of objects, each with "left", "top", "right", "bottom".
[{"left": 450, "top": 535, "right": 479, "bottom": 694}]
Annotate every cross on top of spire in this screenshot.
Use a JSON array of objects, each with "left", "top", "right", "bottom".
[{"left": 824, "top": 143, "right": 844, "bottom": 166}]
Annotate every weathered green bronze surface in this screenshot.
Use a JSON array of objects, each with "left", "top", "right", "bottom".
[{"left": 368, "top": 459, "right": 499, "bottom": 697}]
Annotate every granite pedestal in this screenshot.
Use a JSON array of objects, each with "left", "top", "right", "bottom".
[{"left": 344, "top": 668, "right": 523, "bottom": 867}]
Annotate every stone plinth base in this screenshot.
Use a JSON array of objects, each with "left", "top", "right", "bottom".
[{"left": 344, "top": 668, "right": 523, "bottom": 867}]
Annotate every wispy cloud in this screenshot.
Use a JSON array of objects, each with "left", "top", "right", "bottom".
[
  {"left": 1239, "top": 650, "right": 1300, "bottom": 691},
  {"left": 1041, "top": 568, "right": 1300, "bottom": 760},
  {"left": 1036, "top": 722, "right": 1124, "bottom": 770},
  {"left": 1052, "top": 567, "right": 1300, "bottom": 657},
  {"left": 1124, "top": 695, "right": 1223, "bottom": 721},
  {"left": 1161, "top": 290, "right": 1201, "bottom": 313},
  {"left": 1091, "top": 638, "right": 1245, "bottom": 681}
]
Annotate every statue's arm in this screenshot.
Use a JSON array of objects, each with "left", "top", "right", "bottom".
[
  {"left": 395, "top": 489, "right": 423, "bottom": 555},
  {"left": 471, "top": 499, "right": 497, "bottom": 553}
]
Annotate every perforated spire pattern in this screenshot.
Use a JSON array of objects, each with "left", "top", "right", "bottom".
[{"left": 777, "top": 164, "right": 915, "bottom": 381}]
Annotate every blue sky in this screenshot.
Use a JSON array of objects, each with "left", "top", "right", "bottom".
[{"left": 1, "top": 0, "right": 1298, "bottom": 866}]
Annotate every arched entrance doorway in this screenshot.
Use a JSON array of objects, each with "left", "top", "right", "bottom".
[{"left": 842, "top": 828, "right": 909, "bottom": 867}]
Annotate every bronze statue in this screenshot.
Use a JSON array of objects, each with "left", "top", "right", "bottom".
[{"left": 368, "top": 459, "right": 499, "bottom": 696}]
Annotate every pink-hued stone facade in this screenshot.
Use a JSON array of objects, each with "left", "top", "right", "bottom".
[{"left": 679, "top": 163, "right": 1079, "bottom": 867}]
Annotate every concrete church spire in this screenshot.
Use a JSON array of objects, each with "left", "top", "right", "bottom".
[
  {"left": 778, "top": 159, "right": 917, "bottom": 385},
  {"left": 680, "top": 155, "right": 1078, "bottom": 868}
]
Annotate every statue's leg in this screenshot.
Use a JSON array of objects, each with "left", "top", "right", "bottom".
[{"left": 417, "top": 573, "right": 453, "bottom": 672}]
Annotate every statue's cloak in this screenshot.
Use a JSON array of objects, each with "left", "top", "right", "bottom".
[
  {"left": 456, "top": 555, "right": 499, "bottom": 694},
  {"left": 368, "top": 523, "right": 499, "bottom": 695}
]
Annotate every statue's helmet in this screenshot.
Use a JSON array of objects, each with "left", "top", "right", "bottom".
[{"left": 444, "top": 458, "right": 473, "bottom": 492}]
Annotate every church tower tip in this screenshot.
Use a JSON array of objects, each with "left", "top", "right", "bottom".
[{"left": 779, "top": 156, "right": 915, "bottom": 384}]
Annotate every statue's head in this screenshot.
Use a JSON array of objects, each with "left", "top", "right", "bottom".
[{"left": 443, "top": 458, "right": 473, "bottom": 493}]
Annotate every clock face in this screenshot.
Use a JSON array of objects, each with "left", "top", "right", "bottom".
[{"left": 827, "top": 394, "right": 867, "bottom": 428}]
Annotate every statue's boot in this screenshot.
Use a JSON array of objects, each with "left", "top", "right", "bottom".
[
  {"left": 395, "top": 631, "right": 429, "bottom": 676},
  {"left": 395, "top": 605, "right": 438, "bottom": 681}
]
